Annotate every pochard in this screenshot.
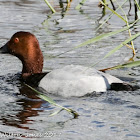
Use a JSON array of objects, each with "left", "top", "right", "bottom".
[{"left": 0, "top": 31, "right": 132, "bottom": 97}]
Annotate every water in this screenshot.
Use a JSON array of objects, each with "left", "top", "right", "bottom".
[{"left": 0, "top": 0, "right": 140, "bottom": 139}]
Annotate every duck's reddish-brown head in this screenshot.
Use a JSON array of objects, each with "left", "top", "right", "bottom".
[{"left": 0, "top": 31, "right": 43, "bottom": 79}]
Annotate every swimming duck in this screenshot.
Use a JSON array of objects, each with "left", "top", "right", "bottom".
[{"left": 0, "top": 31, "right": 132, "bottom": 97}]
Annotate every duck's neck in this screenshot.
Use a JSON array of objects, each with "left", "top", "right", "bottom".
[{"left": 21, "top": 50, "right": 43, "bottom": 79}]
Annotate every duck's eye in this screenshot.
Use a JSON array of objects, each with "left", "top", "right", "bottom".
[{"left": 14, "top": 38, "right": 19, "bottom": 43}]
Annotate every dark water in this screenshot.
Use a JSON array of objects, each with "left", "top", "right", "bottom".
[{"left": 0, "top": 0, "right": 140, "bottom": 139}]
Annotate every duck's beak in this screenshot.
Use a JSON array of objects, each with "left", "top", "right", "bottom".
[{"left": 0, "top": 42, "right": 9, "bottom": 53}]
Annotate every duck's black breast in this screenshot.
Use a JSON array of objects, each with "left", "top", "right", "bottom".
[{"left": 22, "top": 72, "right": 49, "bottom": 87}]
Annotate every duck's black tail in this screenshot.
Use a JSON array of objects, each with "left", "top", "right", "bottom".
[{"left": 111, "top": 83, "right": 139, "bottom": 91}]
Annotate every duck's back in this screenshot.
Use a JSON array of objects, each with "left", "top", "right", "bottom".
[{"left": 39, "top": 65, "right": 123, "bottom": 97}]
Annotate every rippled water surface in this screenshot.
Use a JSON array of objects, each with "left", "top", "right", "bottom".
[{"left": 0, "top": 0, "right": 140, "bottom": 139}]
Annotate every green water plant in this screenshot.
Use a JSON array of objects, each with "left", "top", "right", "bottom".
[
  {"left": 95, "top": 0, "right": 129, "bottom": 31},
  {"left": 25, "top": 84, "right": 79, "bottom": 118},
  {"left": 54, "top": 19, "right": 140, "bottom": 71},
  {"left": 55, "top": 20, "right": 139, "bottom": 57},
  {"left": 44, "top": 0, "right": 72, "bottom": 13},
  {"left": 74, "top": 0, "right": 140, "bottom": 71},
  {"left": 100, "top": 60, "right": 140, "bottom": 71},
  {"left": 99, "top": 0, "right": 138, "bottom": 56},
  {"left": 92, "top": 32, "right": 140, "bottom": 68},
  {"left": 76, "top": 0, "right": 140, "bottom": 56},
  {"left": 43, "top": 1, "right": 140, "bottom": 71}
]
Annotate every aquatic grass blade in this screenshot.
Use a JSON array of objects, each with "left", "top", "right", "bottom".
[
  {"left": 49, "top": 109, "right": 64, "bottom": 117},
  {"left": 100, "top": 60, "right": 140, "bottom": 71},
  {"left": 92, "top": 32, "right": 140, "bottom": 67},
  {"left": 44, "top": 0, "right": 56, "bottom": 13},
  {"left": 38, "top": 94, "right": 56, "bottom": 104},
  {"left": 120, "top": 60, "right": 140, "bottom": 68},
  {"left": 55, "top": 23, "right": 136, "bottom": 57},
  {"left": 104, "top": 60, "right": 140, "bottom": 71},
  {"left": 75, "top": 25, "right": 132, "bottom": 48},
  {"left": 103, "top": 32, "right": 140, "bottom": 59},
  {"left": 96, "top": 0, "right": 128, "bottom": 32},
  {"left": 134, "top": 0, "right": 140, "bottom": 11},
  {"left": 99, "top": 0, "right": 127, "bottom": 23},
  {"left": 25, "top": 84, "right": 79, "bottom": 118}
]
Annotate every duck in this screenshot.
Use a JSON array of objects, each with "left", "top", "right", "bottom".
[{"left": 0, "top": 31, "right": 133, "bottom": 97}]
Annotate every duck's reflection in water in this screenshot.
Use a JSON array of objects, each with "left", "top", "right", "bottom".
[{"left": 1, "top": 84, "right": 48, "bottom": 130}]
